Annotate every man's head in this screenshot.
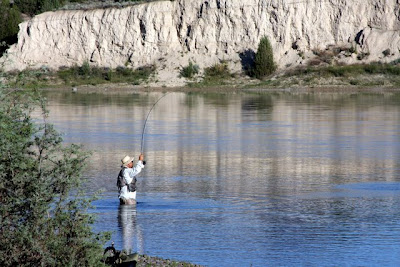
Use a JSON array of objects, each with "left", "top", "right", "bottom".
[{"left": 121, "top": 155, "right": 133, "bottom": 168}]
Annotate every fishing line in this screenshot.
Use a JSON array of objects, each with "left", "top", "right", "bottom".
[{"left": 140, "top": 92, "right": 169, "bottom": 154}]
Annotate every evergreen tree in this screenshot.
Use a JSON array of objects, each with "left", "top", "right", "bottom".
[
  {"left": 0, "top": 89, "right": 109, "bottom": 267},
  {"left": 254, "top": 36, "right": 276, "bottom": 79}
]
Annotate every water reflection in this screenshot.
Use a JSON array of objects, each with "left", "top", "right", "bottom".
[
  {"left": 41, "top": 90, "right": 400, "bottom": 266},
  {"left": 118, "top": 205, "right": 143, "bottom": 254}
]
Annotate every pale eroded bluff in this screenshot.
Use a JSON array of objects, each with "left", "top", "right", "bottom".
[{"left": 1, "top": 0, "right": 400, "bottom": 85}]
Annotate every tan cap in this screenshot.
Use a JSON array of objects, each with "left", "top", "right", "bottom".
[{"left": 121, "top": 155, "right": 133, "bottom": 166}]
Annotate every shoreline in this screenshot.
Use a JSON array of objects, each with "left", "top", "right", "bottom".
[
  {"left": 4, "top": 63, "right": 400, "bottom": 94},
  {"left": 137, "top": 254, "right": 204, "bottom": 267},
  {"left": 35, "top": 68, "right": 400, "bottom": 94},
  {"left": 37, "top": 83, "right": 400, "bottom": 94}
]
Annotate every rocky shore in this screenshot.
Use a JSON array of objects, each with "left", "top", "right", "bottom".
[{"left": 137, "top": 254, "right": 204, "bottom": 267}]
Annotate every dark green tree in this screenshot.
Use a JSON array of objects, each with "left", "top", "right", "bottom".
[
  {"left": 0, "top": 89, "right": 109, "bottom": 267},
  {"left": 254, "top": 36, "right": 276, "bottom": 79},
  {"left": 13, "top": 0, "right": 37, "bottom": 15},
  {"left": 0, "top": 0, "right": 21, "bottom": 55},
  {"left": 14, "top": 0, "right": 65, "bottom": 16}
]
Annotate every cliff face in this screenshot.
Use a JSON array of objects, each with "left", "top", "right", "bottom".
[{"left": 1, "top": 0, "right": 400, "bottom": 83}]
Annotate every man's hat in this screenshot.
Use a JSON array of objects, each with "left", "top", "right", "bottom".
[{"left": 121, "top": 155, "right": 133, "bottom": 166}]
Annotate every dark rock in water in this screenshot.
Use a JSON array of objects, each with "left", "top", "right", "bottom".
[
  {"left": 102, "top": 242, "right": 204, "bottom": 266},
  {"left": 136, "top": 254, "right": 204, "bottom": 267},
  {"left": 103, "top": 242, "right": 138, "bottom": 267}
]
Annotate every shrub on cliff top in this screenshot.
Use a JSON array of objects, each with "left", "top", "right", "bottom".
[{"left": 254, "top": 36, "right": 276, "bottom": 79}]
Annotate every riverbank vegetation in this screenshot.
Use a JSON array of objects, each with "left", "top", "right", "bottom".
[
  {"left": 0, "top": 88, "right": 206, "bottom": 266},
  {"left": 184, "top": 61, "right": 400, "bottom": 90},
  {"left": 0, "top": 88, "right": 110, "bottom": 266},
  {"left": 0, "top": 63, "right": 156, "bottom": 88},
  {"left": 252, "top": 62, "right": 400, "bottom": 89},
  {"left": 2, "top": 61, "right": 400, "bottom": 90}
]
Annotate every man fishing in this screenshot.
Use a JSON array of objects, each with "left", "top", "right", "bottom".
[
  {"left": 117, "top": 93, "right": 168, "bottom": 205},
  {"left": 117, "top": 154, "right": 145, "bottom": 205}
]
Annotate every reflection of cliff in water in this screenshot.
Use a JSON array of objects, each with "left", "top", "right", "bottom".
[
  {"left": 43, "top": 92, "right": 400, "bottom": 197},
  {"left": 118, "top": 205, "right": 143, "bottom": 254},
  {"left": 40, "top": 91, "right": 400, "bottom": 266}
]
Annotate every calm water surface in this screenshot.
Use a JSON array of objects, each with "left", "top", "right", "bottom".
[{"left": 43, "top": 91, "right": 400, "bottom": 266}]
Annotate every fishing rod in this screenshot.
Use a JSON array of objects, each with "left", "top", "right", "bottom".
[{"left": 140, "top": 92, "right": 170, "bottom": 155}]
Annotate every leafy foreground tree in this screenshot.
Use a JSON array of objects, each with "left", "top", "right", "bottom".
[
  {"left": 254, "top": 36, "right": 277, "bottom": 79},
  {"left": 0, "top": 89, "right": 110, "bottom": 266}
]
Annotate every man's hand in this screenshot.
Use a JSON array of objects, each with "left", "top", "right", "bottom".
[{"left": 139, "top": 154, "right": 144, "bottom": 161}]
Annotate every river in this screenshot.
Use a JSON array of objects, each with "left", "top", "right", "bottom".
[{"left": 43, "top": 90, "right": 400, "bottom": 266}]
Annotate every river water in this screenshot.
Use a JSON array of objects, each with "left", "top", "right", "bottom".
[{"left": 43, "top": 90, "right": 400, "bottom": 266}]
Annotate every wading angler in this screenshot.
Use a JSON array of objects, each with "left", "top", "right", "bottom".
[{"left": 117, "top": 154, "right": 145, "bottom": 205}]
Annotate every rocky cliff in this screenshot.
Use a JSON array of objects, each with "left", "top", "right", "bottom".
[{"left": 1, "top": 0, "right": 400, "bottom": 85}]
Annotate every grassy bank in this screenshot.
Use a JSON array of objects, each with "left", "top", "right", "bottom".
[
  {"left": 0, "top": 63, "right": 156, "bottom": 89},
  {"left": 252, "top": 63, "right": 400, "bottom": 89},
  {"left": 2, "top": 62, "right": 400, "bottom": 91},
  {"left": 186, "top": 62, "right": 400, "bottom": 90}
]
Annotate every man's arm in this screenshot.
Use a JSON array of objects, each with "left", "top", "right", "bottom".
[{"left": 130, "top": 154, "right": 145, "bottom": 177}]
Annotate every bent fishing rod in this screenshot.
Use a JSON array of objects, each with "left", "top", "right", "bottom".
[{"left": 140, "top": 92, "right": 170, "bottom": 156}]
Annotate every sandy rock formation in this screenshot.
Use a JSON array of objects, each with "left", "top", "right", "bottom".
[{"left": 1, "top": 0, "right": 400, "bottom": 85}]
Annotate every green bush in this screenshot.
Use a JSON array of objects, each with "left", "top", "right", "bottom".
[
  {"left": 116, "top": 65, "right": 133, "bottom": 76},
  {"left": 180, "top": 61, "right": 199, "bottom": 78},
  {"left": 254, "top": 36, "right": 276, "bottom": 79},
  {"left": 0, "top": 89, "right": 109, "bottom": 266},
  {"left": 103, "top": 68, "right": 112, "bottom": 81},
  {"left": 57, "top": 63, "right": 155, "bottom": 86},
  {"left": 79, "top": 60, "right": 91, "bottom": 76},
  {"left": 204, "top": 62, "right": 230, "bottom": 78},
  {"left": 134, "top": 64, "right": 155, "bottom": 79},
  {"left": 386, "top": 65, "right": 400, "bottom": 75},
  {"left": 326, "top": 66, "right": 347, "bottom": 77},
  {"left": 364, "top": 63, "right": 379, "bottom": 74}
]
